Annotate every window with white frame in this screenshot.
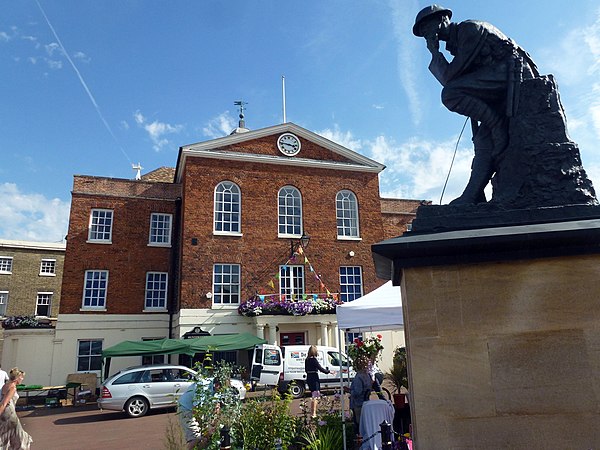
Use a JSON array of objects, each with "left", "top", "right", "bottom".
[
  {"left": 214, "top": 181, "right": 241, "bottom": 234},
  {"left": 149, "top": 213, "right": 172, "bottom": 246},
  {"left": 39, "top": 259, "right": 56, "bottom": 276},
  {"left": 212, "top": 264, "right": 240, "bottom": 306},
  {"left": 36, "top": 292, "right": 53, "bottom": 316},
  {"left": 0, "top": 257, "right": 13, "bottom": 274},
  {"left": 82, "top": 270, "right": 108, "bottom": 309},
  {"left": 278, "top": 186, "right": 302, "bottom": 237},
  {"left": 0, "top": 292, "right": 7, "bottom": 316},
  {"left": 339, "top": 266, "right": 363, "bottom": 302},
  {"left": 77, "top": 339, "right": 103, "bottom": 372},
  {"left": 88, "top": 209, "right": 113, "bottom": 242},
  {"left": 280, "top": 265, "right": 305, "bottom": 297},
  {"left": 145, "top": 272, "right": 168, "bottom": 310},
  {"left": 336, "top": 190, "right": 360, "bottom": 238}
]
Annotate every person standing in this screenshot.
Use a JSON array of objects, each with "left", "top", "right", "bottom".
[
  {"left": 350, "top": 359, "right": 374, "bottom": 434},
  {"left": 0, "top": 368, "right": 8, "bottom": 392},
  {"left": 0, "top": 367, "right": 33, "bottom": 449},
  {"left": 304, "top": 345, "right": 330, "bottom": 418}
]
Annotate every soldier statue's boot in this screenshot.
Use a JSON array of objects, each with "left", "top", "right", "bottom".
[
  {"left": 450, "top": 133, "right": 495, "bottom": 205},
  {"left": 450, "top": 156, "right": 494, "bottom": 204}
]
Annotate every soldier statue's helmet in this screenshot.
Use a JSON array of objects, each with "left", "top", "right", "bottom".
[{"left": 413, "top": 4, "right": 452, "bottom": 37}]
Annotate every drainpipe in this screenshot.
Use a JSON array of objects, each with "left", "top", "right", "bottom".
[{"left": 168, "top": 196, "right": 182, "bottom": 344}]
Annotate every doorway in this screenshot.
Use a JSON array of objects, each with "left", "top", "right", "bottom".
[{"left": 280, "top": 332, "right": 305, "bottom": 346}]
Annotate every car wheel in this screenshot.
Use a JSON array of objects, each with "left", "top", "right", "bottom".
[
  {"left": 288, "top": 380, "right": 305, "bottom": 399},
  {"left": 124, "top": 396, "right": 149, "bottom": 418}
]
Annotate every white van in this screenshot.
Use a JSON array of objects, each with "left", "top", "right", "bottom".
[{"left": 251, "top": 344, "right": 355, "bottom": 398}]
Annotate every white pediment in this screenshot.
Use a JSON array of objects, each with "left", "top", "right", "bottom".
[{"left": 175, "top": 123, "right": 385, "bottom": 183}]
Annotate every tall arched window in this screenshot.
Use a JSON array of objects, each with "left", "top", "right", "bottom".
[
  {"left": 278, "top": 186, "right": 302, "bottom": 237},
  {"left": 214, "top": 181, "right": 241, "bottom": 234},
  {"left": 336, "top": 190, "right": 359, "bottom": 238}
]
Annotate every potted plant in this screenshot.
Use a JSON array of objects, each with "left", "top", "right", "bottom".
[{"left": 386, "top": 346, "right": 409, "bottom": 408}]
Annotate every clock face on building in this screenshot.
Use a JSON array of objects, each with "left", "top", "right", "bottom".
[{"left": 277, "top": 133, "right": 301, "bottom": 156}]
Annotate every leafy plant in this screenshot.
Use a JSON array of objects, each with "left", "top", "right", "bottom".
[
  {"left": 386, "top": 346, "right": 409, "bottom": 392},
  {"left": 186, "top": 361, "right": 243, "bottom": 449},
  {"left": 2, "top": 316, "right": 47, "bottom": 329},
  {"left": 234, "top": 391, "right": 298, "bottom": 449},
  {"left": 297, "top": 392, "right": 353, "bottom": 450}
]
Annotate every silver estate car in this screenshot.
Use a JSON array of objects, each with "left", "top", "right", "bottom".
[{"left": 98, "top": 364, "right": 246, "bottom": 418}]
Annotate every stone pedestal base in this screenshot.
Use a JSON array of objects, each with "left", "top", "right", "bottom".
[{"left": 373, "top": 219, "right": 600, "bottom": 449}]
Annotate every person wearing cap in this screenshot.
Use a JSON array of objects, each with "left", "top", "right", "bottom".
[{"left": 413, "top": 5, "right": 539, "bottom": 205}]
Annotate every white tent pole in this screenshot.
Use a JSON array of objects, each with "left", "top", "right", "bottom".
[{"left": 339, "top": 326, "right": 347, "bottom": 450}]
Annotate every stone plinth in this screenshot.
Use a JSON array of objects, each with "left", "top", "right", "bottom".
[{"left": 372, "top": 219, "right": 600, "bottom": 449}]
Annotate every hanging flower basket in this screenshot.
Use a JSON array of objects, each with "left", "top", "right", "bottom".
[
  {"left": 2, "top": 316, "right": 52, "bottom": 329},
  {"left": 347, "top": 335, "right": 384, "bottom": 369},
  {"left": 238, "top": 294, "right": 341, "bottom": 317}
]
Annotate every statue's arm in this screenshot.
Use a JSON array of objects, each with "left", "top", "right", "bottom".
[
  {"left": 431, "top": 22, "right": 487, "bottom": 85},
  {"left": 428, "top": 51, "right": 450, "bottom": 85}
]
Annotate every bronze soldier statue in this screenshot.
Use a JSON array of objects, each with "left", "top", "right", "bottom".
[{"left": 413, "top": 5, "right": 538, "bottom": 205}]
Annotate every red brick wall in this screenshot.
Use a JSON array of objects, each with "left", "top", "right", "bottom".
[
  {"left": 178, "top": 155, "right": 385, "bottom": 309},
  {"left": 380, "top": 198, "right": 427, "bottom": 239},
  {"left": 218, "top": 135, "right": 354, "bottom": 164},
  {"left": 61, "top": 148, "right": 426, "bottom": 316},
  {"left": 60, "top": 177, "right": 180, "bottom": 314}
]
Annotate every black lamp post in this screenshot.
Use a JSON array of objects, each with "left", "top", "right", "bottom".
[{"left": 290, "top": 232, "right": 311, "bottom": 258}]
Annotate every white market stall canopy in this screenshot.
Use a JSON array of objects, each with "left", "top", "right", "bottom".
[{"left": 336, "top": 280, "right": 403, "bottom": 332}]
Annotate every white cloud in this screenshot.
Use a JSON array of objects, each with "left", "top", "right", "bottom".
[
  {"left": 0, "top": 183, "right": 70, "bottom": 242},
  {"left": 317, "top": 125, "right": 476, "bottom": 204},
  {"left": 133, "top": 110, "right": 184, "bottom": 152},
  {"left": 316, "top": 125, "right": 363, "bottom": 152},
  {"left": 44, "top": 42, "right": 62, "bottom": 57},
  {"left": 202, "top": 112, "right": 237, "bottom": 139},
  {"left": 389, "top": 0, "right": 423, "bottom": 126},
  {"left": 0, "top": 31, "right": 10, "bottom": 42},
  {"left": 46, "top": 59, "right": 62, "bottom": 69},
  {"left": 73, "top": 51, "right": 91, "bottom": 63}
]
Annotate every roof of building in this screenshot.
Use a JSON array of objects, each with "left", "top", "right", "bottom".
[
  {"left": 140, "top": 167, "right": 176, "bottom": 183},
  {"left": 0, "top": 239, "right": 66, "bottom": 251},
  {"left": 380, "top": 198, "right": 429, "bottom": 214},
  {"left": 176, "top": 122, "right": 386, "bottom": 184}
]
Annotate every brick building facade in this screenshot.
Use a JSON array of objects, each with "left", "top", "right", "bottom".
[
  {"left": 0, "top": 240, "right": 65, "bottom": 318},
  {"left": 2, "top": 122, "right": 423, "bottom": 386}
]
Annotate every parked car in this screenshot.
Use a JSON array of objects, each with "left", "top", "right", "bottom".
[{"left": 98, "top": 364, "right": 246, "bottom": 418}]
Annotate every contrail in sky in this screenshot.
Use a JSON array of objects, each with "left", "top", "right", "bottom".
[{"left": 35, "top": 0, "right": 132, "bottom": 164}]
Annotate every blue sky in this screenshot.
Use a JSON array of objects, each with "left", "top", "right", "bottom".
[{"left": 1, "top": 0, "right": 599, "bottom": 242}]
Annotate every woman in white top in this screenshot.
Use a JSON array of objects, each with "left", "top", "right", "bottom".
[{"left": 0, "top": 367, "right": 33, "bottom": 449}]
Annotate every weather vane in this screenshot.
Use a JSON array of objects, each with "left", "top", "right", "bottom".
[{"left": 234, "top": 100, "right": 248, "bottom": 119}]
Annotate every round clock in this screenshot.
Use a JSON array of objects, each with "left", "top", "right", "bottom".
[{"left": 277, "top": 133, "right": 301, "bottom": 156}]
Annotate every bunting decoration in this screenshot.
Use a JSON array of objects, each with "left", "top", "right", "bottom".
[{"left": 238, "top": 246, "right": 342, "bottom": 317}]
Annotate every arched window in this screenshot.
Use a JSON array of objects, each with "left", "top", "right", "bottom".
[
  {"left": 278, "top": 186, "right": 302, "bottom": 237},
  {"left": 336, "top": 190, "right": 359, "bottom": 238},
  {"left": 214, "top": 181, "right": 241, "bottom": 234}
]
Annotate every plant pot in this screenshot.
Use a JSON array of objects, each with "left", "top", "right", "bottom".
[{"left": 393, "top": 393, "right": 406, "bottom": 409}]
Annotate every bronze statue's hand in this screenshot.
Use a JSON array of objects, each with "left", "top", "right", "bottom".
[{"left": 425, "top": 35, "right": 439, "bottom": 53}]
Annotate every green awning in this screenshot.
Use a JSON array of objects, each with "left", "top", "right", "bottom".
[{"left": 102, "top": 333, "right": 267, "bottom": 358}]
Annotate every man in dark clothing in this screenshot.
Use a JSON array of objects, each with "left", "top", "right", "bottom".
[{"left": 413, "top": 5, "right": 539, "bottom": 204}]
